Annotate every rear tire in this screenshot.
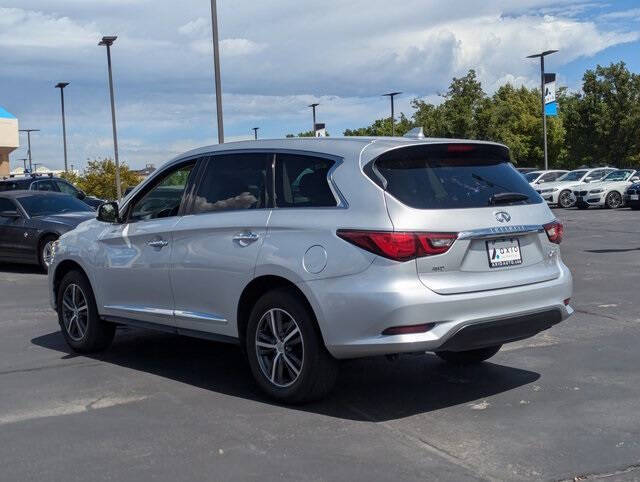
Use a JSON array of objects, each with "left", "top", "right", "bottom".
[
  {"left": 558, "top": 190, "right": 574, "bottom": 209},
  {"left": 245, "top": 288, "right": 338, "bottom": 403},
  {"left": 57, "top": 270, "right": 115, "bottom": 353},
  {"left": 38, "top": 235, "right": 58, "bottom": 272},
  {"left": 605, "top": 191, "right": 623, "bottom": 209},
  {"left": 435, "top": 345, "right": 502, "bottom": 365}
]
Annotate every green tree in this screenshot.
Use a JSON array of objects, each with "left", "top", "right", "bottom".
[
  {"left": 411, "top": 70, "right": 487, "bottom": 139},
  {"left": 286, "top": 130, "right": 330, "bottom": 137},
  {"left": 69, "top": 158, "right": 140, "bottom": 200},
  {"left": 561, "top": 62, "right": 640, "bottom": 167},
  {"left": 343, "top": 114, "right": 414, "bottom": 136}
]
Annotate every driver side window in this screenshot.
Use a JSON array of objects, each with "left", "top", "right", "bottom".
[{"left": 128, "top": 163, "right": 195, "bottom": 222}]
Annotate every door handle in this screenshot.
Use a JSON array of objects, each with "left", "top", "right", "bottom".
[
  {"left": 147, "top": 239, "right": 169, "bottom": 248},
  {"left": 233, "top": 231, "right": 260, "bottom": 246}
]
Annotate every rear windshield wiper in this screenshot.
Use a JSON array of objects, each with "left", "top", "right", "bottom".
[{"left": 488, "top": 192, "right": 529, "bottom": 205}]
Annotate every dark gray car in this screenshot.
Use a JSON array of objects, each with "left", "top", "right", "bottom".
[{"left": 0, "top": 191, "right": 95, "bottom": 271}]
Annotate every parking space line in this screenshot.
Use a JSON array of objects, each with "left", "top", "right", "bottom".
[{"left": 0, "top": 395, "right": 148, "bottom": 426}]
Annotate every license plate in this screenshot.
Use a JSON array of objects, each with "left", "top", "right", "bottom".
[
  {"left": 631, "top": 194, "right": 639, "bottom": 201},
  {"left": 486, "top": 238, "right": 522, "bottom": 268}
]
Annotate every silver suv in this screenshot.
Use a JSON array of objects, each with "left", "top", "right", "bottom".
[{"left": 48, "top": 138, "right": 573, "bottom": 402}]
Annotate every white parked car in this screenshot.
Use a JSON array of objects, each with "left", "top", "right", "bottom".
[
  {"left": 523, "top": 170, "right": 568, "bottom": 186},
  {"left": 535, "top": 167, "right": 617, "bottom": 208},
  {"left": 572, "top": 169, "right": 640, "bottom": 209}
]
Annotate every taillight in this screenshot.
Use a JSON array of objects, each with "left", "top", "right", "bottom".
[
  {"left": 543, "top": 221, "right": 564, "bottom": 244},
  {"left": 336, "top": 230, "right": 457, "bottom": 261}
]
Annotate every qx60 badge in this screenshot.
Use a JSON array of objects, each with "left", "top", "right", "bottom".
[{"left": 494, "top": 211, "right": 511, "bottom": 223}]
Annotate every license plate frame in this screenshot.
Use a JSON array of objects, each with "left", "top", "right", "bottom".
[
  {"left": 631, "top": 194, "right": 639, "bottom": 201},
  {"left": 486, "top": 238, "right": 523, "bottom": 268}
]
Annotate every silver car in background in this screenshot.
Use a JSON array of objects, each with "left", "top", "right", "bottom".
[
  {"left": 536, "top": 167, "right": 617, "bottom": 208},
  {"left": 48, "top": 138, "right": 573, "bottom": 403}
]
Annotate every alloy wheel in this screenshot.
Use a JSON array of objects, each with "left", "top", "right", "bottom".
[
  {"left": 255, "top": 308, "right": 304, "bottom": 388},
  {"left": 606, "top": 192, "right": 622, "bottom": 209},
  {"left": 559, "top": 190, "right": 573, "bottom": 208},
  {"left": 42, "top": 241, "right": 55, "bottom": 268},
  {"left": 61, "top": 283, "right": 89, "bottom": 342}
]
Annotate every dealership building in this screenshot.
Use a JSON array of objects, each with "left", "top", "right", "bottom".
[{"left": 0, "top": 106, "right": 19, "bottom": 177}]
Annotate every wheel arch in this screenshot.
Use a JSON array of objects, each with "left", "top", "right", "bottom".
[
  {"left": 236, "top": 275, "right": 326, "bottom": 348},
  {"left": 52, "top": 259, "right": 90, "bottom": 310}
]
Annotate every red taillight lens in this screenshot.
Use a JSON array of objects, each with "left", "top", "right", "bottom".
[
  {"left": 543, "top": 221, "right": 564, "bottom": 244},
  {"left": 336, "top": 230, "right": 457, "bottom": 261}
]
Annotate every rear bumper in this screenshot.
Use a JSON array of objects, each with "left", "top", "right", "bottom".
[
  {"left": 436, "top": 309, "right": 562, "bottom": 352},
  {"left": 304, "top": 257, "right": 573, "bottom": 359}
]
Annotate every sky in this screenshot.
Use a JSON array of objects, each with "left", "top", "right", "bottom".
[{"left": 1, "top": 0, "right": 639, "bottom": 171}]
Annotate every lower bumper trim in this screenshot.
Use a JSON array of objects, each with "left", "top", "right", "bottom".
[{"left": 436, "top": 309, "right": 563, "bottom": 352}]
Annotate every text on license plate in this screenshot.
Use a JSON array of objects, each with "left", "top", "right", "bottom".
[
  {"left": 486, "top": 238, "right": 522, "bottom": 268},
  {"left": 631, "top": 194, "right": 639, "bottom": 201}
]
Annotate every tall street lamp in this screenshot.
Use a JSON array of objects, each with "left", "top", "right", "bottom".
[
  {"left": 308, "top": 103, "right": 319, "bottom": 136},
  {"left": 19, "top": 129, "right": 39, "bottom": 173},
  {"left": 252, "top": 127, "right": 259, "bottom": 140},
  {"left": 99, "top": 35, "right": 122, "bottom": 200},
  {"left": 55, "top": 82, "right": 70, "bottom": 172},
  {"left": 210, "top": 0, "right": 224, "bottom": 144},
  {"left": 527, "top": 50, "right": 558, "bottom": 170},
  {"left": 383, "top": 92, "right": 402, "bottom": 137},
  {"left": 19, "top": 158, "right": 28, "bottom": 172}
]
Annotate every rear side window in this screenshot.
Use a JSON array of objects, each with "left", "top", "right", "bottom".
[
  {"left": 275, "top": 154, "right": 337, "bottom": 208},
  {"left": 33, "top": 180, "right": 58, "bottom": 192},
  {"left": 192, "top": 153, "right": 270, "bottom": 214},
  {"left": 370, "top": 144, "right": 542, "bottom": 209}
]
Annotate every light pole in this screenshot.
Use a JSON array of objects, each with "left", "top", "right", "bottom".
[
  {"left": 383, "top": 92, "right": 402, "bottom": 137},
  {"left": 527, "top": 50, "right": 558, "bottom": 170},
  {"left": 99, "top": 36, "right": 122, "bottom": 200},
  {"left": 19, "top": 129, "right": 39, "bottom": 173},
  {"left": 209, "top": 0, "right": 224, "bottom": 144},
  {"left": 252, "top": 127, "right": 259, "bottom": 140},
  {"left": 19, "top": 158, "right": 28, "bottom": 173},
  {"left": 308, "top": 103, "right": 319, "bottom": 136},
  {"left": 55, "top": 82, "right": 70, "bottom": 172}
]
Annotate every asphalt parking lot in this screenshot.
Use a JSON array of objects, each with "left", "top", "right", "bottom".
[{"left": 1, "top": 208, "right": 639, "bottom": 481}]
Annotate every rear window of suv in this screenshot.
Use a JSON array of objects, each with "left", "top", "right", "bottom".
[{"left": 368, "top": 143, "right": 542, "bottom": 209}]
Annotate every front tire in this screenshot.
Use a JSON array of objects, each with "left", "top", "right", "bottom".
[
  {"left": 558, "top": 190, "right": 574, "bottom": 208},
  {"left": 605, "top": 191, "right": 623, "bottom": 209},
  {"left": 38, "top": 235, "right": 58, "bottom": 272},
  {"left": 245, "top": 289, "right": 338, "bottom": 403},
  {"left": 436, "top": 345, "right": 502, "bottom": 365},
  {"left": 57, "top": 270, "right": 115, "bottom": 353}
]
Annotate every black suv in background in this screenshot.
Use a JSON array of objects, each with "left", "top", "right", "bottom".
[{"left": 0, "top": 175, "right": 103, "bottom": 209}]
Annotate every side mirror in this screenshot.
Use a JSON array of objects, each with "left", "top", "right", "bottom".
[
  {"left": 631, "top": 177, "right": 640, "bottom": 183},
  {"left": 77, "top": 190, "right": 87, "bottom": 200},
  {"left": 536, "top": 179, "right": 545, "bottom": 184},
  {"left": 97, "top": 201, "right": 120, "bottom": 223},
  {"left": 0, "top": 210, "right": 20, "bottom": 219}
]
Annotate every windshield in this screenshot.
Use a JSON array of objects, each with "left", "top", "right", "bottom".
[
  {"left": 18, "top": 195, "right": 93, "bottom": 217},
  {"left": 372, "top": 144, "right": 542, "bottom": 209},
  {"left": 602, "top": 170, "right": 634, "bottom": 182},
  {"left": 524, "top": 172, "right": 542, "bottom": 182},
  {"left": 558, "top": 170, "right": 588, "bottom": 182}
]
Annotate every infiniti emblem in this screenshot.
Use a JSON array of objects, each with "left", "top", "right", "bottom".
[{"left": 495, "top": 211, "right": 511, "bottom": 223}]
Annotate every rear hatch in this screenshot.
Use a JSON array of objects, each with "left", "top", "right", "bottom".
[{"left": 367, "top": 142, "right": 560, "bottom": 295}]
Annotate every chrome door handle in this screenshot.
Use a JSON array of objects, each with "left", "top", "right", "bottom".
[
  {"left": 233, "top": 232, "right": 260, "bottom": 246},
  {"left": 147, "top": 239, "right": 169, "bottom": 248}
]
